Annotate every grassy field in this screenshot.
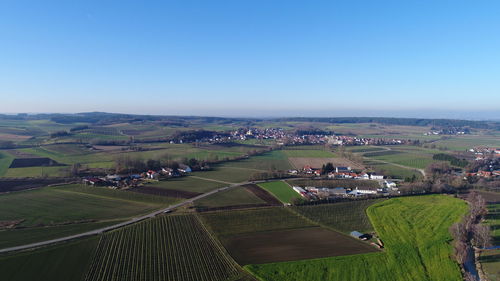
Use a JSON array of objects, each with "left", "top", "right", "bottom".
[
  {"left": 364, "top": 159, "right": 423, "bottom": 179},
  {"left": 0, "top": 186, "right": 161, "bottom": 227},
  {"left": 227, "top": 150, "right": 291, "bottom": 171},
  {"left": 84, "top": 215, "right": 244, "bottom": 281},
  {"left": 293, "top": 199, "right": 383, "bottom": 233},
  {"left": 195, "top": 186, "right": 266, "bottom": 209},
  {"left": 283, "top": 149, "right": 336, "bottom": 158},
  {"left": 148, "top": 176, "right": 226, "bottom": 193},
  {"left": 4, "top": 166, "right": 69, "bottom": 177},
  {"left": 0, "top": 151, "right": 14, "bottom": 176},
  {"left": 0, "top": 220, "right": 120, "bottom": 249},
  {"left": 246, "top": 195, "right": 468, "bottom": 281},
  {"left": 0, "top": 237, "right": 99, "bottom": 281},
  {"left": 258, "top": 181, "right": 300, "bottom": 204}
]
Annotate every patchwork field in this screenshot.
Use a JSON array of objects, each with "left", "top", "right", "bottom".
[
  {"left": 293, "top": 199, "right": 383, "bottom": 233},
  {"left": 288, "top": 156, "right": 364, "bottom": 170},
  {"left": 201, "top": 206, "right": 376, "bottom": 266},
  {"left": 200, "top": 207, "right": 315, "bottom": 237},
  {"left": 84, "top": 215, "right": 245, "bottom": 281},
  {"left": 246, "top": 195, "right": 468, "bottom": 281},
  {"left": 0, "top": 184, "right": 170, "bottom": 248},
  {"left": 283, "top": 149, "right": 336, "bottom": 158},
  {"left": 195, "top": 184, "right": 280, "bottom": 211},
  {"left": 0, "top": 237, "right": 99, "bottom": 281},
  {"left": 258, "top": 181, "right": 300, "bottom": 204},
  {"left": 225, "top": 227, "right": 377, "bottom": 265}
]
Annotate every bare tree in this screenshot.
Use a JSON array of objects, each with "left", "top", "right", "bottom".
[
  {"left": 453, "top": 240, "right": 468, "bottom": 264},
  {"left": 464, "top": 272, "right": 477, "bottom": 281},
  {"left": 472, "top": 224, "right": 492, "bottom": 249}
]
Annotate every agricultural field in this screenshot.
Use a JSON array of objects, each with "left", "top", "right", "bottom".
[
  {"left": 148, "top": 176, "right": 227, "bottom": 193},
  {"left": 288, "top": 156, "right": 364, "bottom": 170},
  {"left": 0, "top": 237, "right": 99, "bottom": 281},
  {"left": 246, "top": 195, "right": 467, "bottom": 281},
  {"left": 283, "top": 149, "right": 336, "bottom": 158},
  {"left": 200, "top": 207, "right": 315, "bottom": 237},
  {"left": 430, "top": 135, "right": 500, "bottom": 152},
  {"left": 226, "top": 227, "right": 377, "bottom": 265},
  {"left": 478, "top": 190, "right": 500, "bottom": 280},
  {"left": 363, "top": 159, "right": 422, "bottom": 179},
  {"left": 195, "top": 185, "right": 271, "bottom": 211},
  {"left": 258, "top": 181, "right": 300, "bottom": 204},
  {"left": 293, "top": 199, "right": 383, "bottom": 233},
  {"left": 84, "top": 214, "right": 246, "bottom": 281},
  {"left": 0, "top": 184, "right": 170, "bottom": 248},
  {"left": 479, "top": 249, "right": 500, "bottom": 281},
  {"left": 0, "top": 151, "right": 14, "bottom": 176}
]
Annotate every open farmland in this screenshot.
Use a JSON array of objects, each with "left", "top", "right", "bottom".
[
  {"left": 293, "top": 199, "right": 383, "bottom": 233},
  {"left": 0, "top": 237, "right": 99, "bottom": 281},
  {"left": 195, "top": 184, "right": 280, "bottom": 211},
  {"left": 226, "top": 227, "right": 377, "bottom": 265},
  {"left": 283, "top": 149, "right": 336, "bottom": 158},
  {"left": 246, "top": 195, "right": 467, "bottom": 281},
  {"left": 288, "top": 156, "right": 364, "bottom": 170},
  {"left": 0, "top": 151, "right": 14, "bottom": 176},
  {"left": 84, "top": 215, "right": 245, "bottom": 281},
  {"left": 148, "top": 176, "right": 226, "bottom": 193},
  {"left": 200, "top": 207, "right": 315, "bottom": 237},
  {"left": 258, "top": 181, "right": 300, "bottom": 204},
  {"left": 0, "top": 184, "right": 167, "bottom": 248}
]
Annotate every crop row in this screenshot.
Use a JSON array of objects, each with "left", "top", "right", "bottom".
[{"left": 84, "top": 214, "right": 240, "bottom": 281}]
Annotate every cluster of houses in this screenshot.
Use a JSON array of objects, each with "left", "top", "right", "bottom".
[
  {"left": 82, "top": 164, "right": 193, "bottom": 188},
  {"left": 469, "top": 146, "right": 500, "bottom": 161},
  {"left": 465, "top": 170, "right": 500, "bottom": 179},
  {"left": 291, "top": 180, "right": 398, "bottom": 200},
  {"left": 291, "top": 165, "right": 386, "bottom": 180},
  {"left": 424, "top": 127, "right": 470, "bottom": 136},
  {"left": 226, "top": 127, "right": 412, "bottom": 147}
]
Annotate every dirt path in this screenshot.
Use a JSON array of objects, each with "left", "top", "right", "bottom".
[{"left": 189, "top": 175, "right": 234, "bottom": 185}]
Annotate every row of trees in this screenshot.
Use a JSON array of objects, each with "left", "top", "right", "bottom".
[{"left": 450, "top": 192, "right": 490, "bottom": 281}]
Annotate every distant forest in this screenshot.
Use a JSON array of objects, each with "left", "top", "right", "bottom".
[{"left": 0, "top": 112, "right": 498, "bottom": 129}]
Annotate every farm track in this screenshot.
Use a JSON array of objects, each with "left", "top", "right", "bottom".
[{"left": 0, "top": 179, "right": 272, "bottom": 254}]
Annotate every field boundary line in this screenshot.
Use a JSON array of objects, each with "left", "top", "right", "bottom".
[{"left": 189, "top": 175, "right": 234, "bottom": 185}]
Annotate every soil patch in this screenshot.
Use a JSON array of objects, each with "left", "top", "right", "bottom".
[
  {"left": 223, "top": 227, "right": 378, "bottom": 265},
  {"left": 9, "top": 158, "right": 64, "bottom": 168},
  {"left": 244, "top": 184, "right": 282, "bottom": 205}
]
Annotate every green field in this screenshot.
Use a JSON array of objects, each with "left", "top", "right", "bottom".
[
  {"left": 4, "top": 166, "right": 69, "bottom": 178},
  {"left": 195, "top": 186, "right": 266, "bottom": 209},
  {"left": 200, "top": 207, "right": 315, "bottom": 237},
  {"left": 0, "top": 185, "right": 168, "bottom": 248},
  {"left": 293, "top": 199, "right": 383, "bottom": 233},
  {"left": 283, "top": 149, "right": 336, "bottom": 158},
  {"left": 364, "top": 159, "right": 422, "bottom": 179},
  {"left": 0, "top": 151, "right": 14, "bottom": 176},
  {"left": 0, "top": 186, "right": 161, "bottom": 227},
  {"left": 0, "top": 220, "right": 120, "bottom": 249},
  {"left": 479, "top": 249, "right": 500, "bottom": 281},
  {"left": 246, "top": 195, "right": 468, "bottom": 281},
  {"left": 258, "top": 181, "right": 300, "bottom": 204},
  {"left": 0, "top": 237, "right": 98, "bottom": 281},
  {"left": 148, "top": 176, "right": 227, "bottom": 193},
  {"left": 84, "top": 215, "right": 244, "bottom": 281}
]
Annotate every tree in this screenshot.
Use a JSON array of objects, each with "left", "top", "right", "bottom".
[
  {"left": 472, "top": 224, "right": 491, "bottom": 249},
  {"left": 321, "top": 162, "right": 334, "bottom": 174}
]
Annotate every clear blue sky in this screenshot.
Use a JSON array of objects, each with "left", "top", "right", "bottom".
[{"left": 1, "top": 0, "right": 499, "bottom": 118}]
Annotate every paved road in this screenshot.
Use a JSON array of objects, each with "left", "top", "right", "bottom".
[{"left": 0, "top": 180, "right": 267, "bottom": 254}]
